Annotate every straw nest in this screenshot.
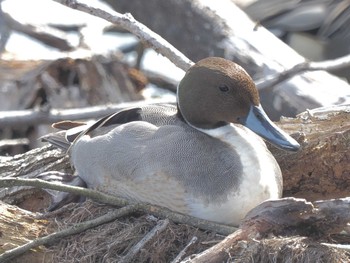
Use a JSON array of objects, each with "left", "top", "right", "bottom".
[{"left": 37, "top": 199, "right": 349, "bottom": 262}]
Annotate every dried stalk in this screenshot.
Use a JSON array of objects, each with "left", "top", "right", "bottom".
[{"left": 53, "top": 0, "right": 193, "bottom": 71}]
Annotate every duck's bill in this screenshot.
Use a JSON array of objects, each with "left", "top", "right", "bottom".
[{"left": 241, "top": 105, "right": 300, "bottom": 151}]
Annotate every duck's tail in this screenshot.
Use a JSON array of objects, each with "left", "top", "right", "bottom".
[
  {"left": 40, "top": 130, "right": 71, "bottom": 150},
  {"left": 40, "top": 120, "right": 89, "bottom": 151},
  {"left": 40, "top": 121, "right": 91, "bottom": 211}
]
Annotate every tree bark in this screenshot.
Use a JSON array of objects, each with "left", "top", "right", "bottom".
[
  {"left": 272, "top": 106, "right": 350, "bottom": 201},
  {"left": 0, "top": 201, "right": 54, "bottom": 263}
]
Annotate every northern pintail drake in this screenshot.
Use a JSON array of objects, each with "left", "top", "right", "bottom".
[{"left": 43, "top": 57, "right": 300, "bottom": 226}]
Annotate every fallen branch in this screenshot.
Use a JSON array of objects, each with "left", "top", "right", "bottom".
[
  {"left": 0, "top": 205, "right": 137, "bottom": 263},
  {"left": 2, "top": 11, "right": 74, "bottom": 51},
  {"left": 119, "top": 218, "right": 169, "bottom": 263},
  {"left": 0, "top": 177, "right": 237, "bottom": 235},
  {"left": 183, "top": 197, "right": 350, "bottom": 262},
  {"left": 0, "top": 138, "right": 29, "bottom": 149},
  {"left": 0, "top": 99, "right": 174, "bottom": 128},
  {"left": 53, "top": 0, "right": 193, "bottom": 71},
  {"left": 0, "top": 145, "right": 68, "bottom": 180}
]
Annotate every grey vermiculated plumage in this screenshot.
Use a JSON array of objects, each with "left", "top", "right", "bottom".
[{"left": 70, "top": 104, "right": 243, "bottom": 204}]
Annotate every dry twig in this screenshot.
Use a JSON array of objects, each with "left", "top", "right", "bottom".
[
  {"left": 53, "top": 0, "right": 193, "bottom": 71},
  {"left": 0, "top": 177, "right": 128, "bottom": 206},
  {"left": 119, "top": 218, "right": 169, "bottom": 263},
  {"left": 171, "top": 236, "right": 198, "bottom": 263}
]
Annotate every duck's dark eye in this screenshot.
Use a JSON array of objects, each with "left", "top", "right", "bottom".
[{"left": 219, "top": 84, "right": 229, "bottom": 92}]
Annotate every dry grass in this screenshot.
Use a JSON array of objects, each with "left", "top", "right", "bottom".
[
  {"left": 44, "top": 200, "right": 223, "bottom": 262},
  {"left": 230, "top": 236, "right": 350, "bottom": 263}
]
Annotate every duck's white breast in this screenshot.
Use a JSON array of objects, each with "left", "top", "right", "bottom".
[{"left": 193, "top": 124, "right": 282, "bottom": 224}]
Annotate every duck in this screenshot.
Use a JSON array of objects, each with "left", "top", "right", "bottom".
[{"left": 42, "top": 57, "right": 300, "bottom": 226}]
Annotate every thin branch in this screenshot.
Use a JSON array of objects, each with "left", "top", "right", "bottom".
[
  {"left": 0, "top": 177, "right": 237, "bottom": 235},
  {"left": 0, "top": 99, "right": 175, "bottom": 128},
  {"left": 257, "top": 53, "right": 350, "bottom": 91},
  {"left": 321, "top": 243, "right": 350, "bottom": 252},
  {"left": 0, "top": 205, "right": 137, "bottom": 263},
  {"left": 53, "top": 0, "right": 193, "bottom": 71},
  {"left": 171, "top": 236, "right": 198, "bottom": 263},
  {"left": 2, "top": 11, "right": 74, "bottom": 51},
  {"left": 0, "top": 177, "right": 129, "bottom": 207},
  {"left": 119, "top": 218, "right": 169, "bottom": 263},
  {"left": 181, "top": 229, "right": 245, "bottom": 263},
  {"left": 0, "top": 138, "right": 30, "bottom": 149},
  {"left": 308, "top": 54, "right": 350, "bottom": 71}
]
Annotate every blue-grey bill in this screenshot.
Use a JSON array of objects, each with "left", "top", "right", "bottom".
[{"left": 241, "top": 105, "right": 300, "bottom": 151}]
